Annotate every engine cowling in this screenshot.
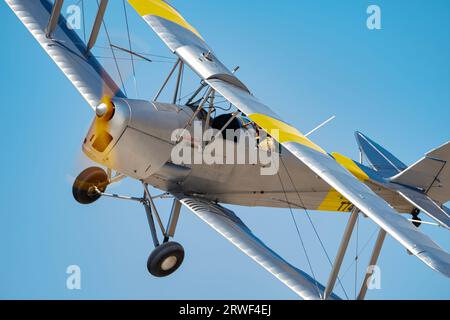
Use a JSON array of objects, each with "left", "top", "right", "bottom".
[{"left": 83, "top": 99, "right": 189, "bottom": 180}]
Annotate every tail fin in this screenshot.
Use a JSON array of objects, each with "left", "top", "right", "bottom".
[
  {"left": 355, "top": 131, "right": 407, "bottom": 177},
  {"left": 390, "top": 142, "right": 450, "bottom": 204}
]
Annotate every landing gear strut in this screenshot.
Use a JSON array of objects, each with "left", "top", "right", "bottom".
[
  {"left": 142, "top": 184, "right": 184, "bottom": 277},
  {"left": 72, "top": 169, "right": 184, "bottom": 277}
]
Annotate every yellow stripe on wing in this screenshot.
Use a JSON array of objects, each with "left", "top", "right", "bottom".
[
  {"left": 316, "top": 190, "right": 353, "bottom": 212},
  {"left": 128, "top": 0, "right": 203, "bottom": 40},
  {"left": 316, "top": 153, "right": 369, "bottom": 212},
  {"left": 331, "top": 152, "right": 369, "bottom": 181},
  {"left": 248, "top": 113, "right": 327, "bottom": 154}
]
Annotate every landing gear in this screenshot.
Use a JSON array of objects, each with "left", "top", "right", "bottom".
[
  {"left": 72, "top": 167, "right": 108, "bottom": 204},
  {"left": 147, "top": 241, "right": 184, "bottom": 277},
  {"left": 73, "top": 171, "right": 185, "bottom": 277},
  {"left": 142, "top": 184, "right": 184, "bottom": 277},
  {"left": 411, "top": 208, "right": 421, "bottom": 228}
]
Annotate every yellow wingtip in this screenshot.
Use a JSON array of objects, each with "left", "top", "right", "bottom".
[{"left": 128, "top": 0, "right": 203, "bottom": 40}]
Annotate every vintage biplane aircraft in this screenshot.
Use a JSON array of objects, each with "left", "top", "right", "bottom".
[{"left": 6, "top": 0, "right": 450, "bottom": 300}]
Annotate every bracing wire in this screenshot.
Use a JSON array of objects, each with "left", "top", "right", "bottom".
[
  {"left": 179, "top": 88, "right": 200, "bottom": 102},
  {"left": 94, "top": 45, "right": 176, "bottom": 60},
  {"left": 96, "top": 0, "right": 127, "bottom": 96},
  {"left": 177, "top": 63, "right": 184, "bottom": 104},
  {"left": 122, "top": 0, "right": 138, "bottom": 97},
  {"left": 81, "top": 0, "right": 86, "bottom": 42},
  {"left": 279, "top": 157, "right": 350, "bottom": 299},
  {"left": 276, "top": 171, "right": 322, "bottom": 297},
  {"left": 179, "top": 84, "right": 208, "bottom": 103},
  {"left": 354, "top": 213, "right": 360, "bottom": 299},
  {"left": 94, "top": 56, "right": 172, "bottom": 63},
  {"left": 340, "top": 226, "right": 378, "bottom": 281}
]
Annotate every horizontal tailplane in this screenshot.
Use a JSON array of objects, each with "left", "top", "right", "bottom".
[{"left": 391, "top": 142, "right": 450, "bottom": 204}]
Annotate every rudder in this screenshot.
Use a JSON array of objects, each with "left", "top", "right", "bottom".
[{"left": 355, "top": 131, "right": 407, "bottom": 177}]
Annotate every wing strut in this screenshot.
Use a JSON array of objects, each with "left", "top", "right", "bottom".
[
  {"left": 323, "top": 207, "right": 359, "bottom": 299},
  {"left": 45, "top": 0, "right": 64, "bottom": 38},
  {"left": 154, "top": 59, "right": 181, "bottom": 101},
  {"left": 357, "top": 229, "right": 387, "bottom": 300},
  {"left": 86, "top": 0, "right": 109, "bottom": 52},
  {"left": 172, "top": 60, "right": 184, "bottom": 104}
]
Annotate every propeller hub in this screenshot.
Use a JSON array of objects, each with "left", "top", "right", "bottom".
[
  {"left": 95, "top": 100, "right": 114, "bottom": 120},
  {"left": 95, "top": 103, "right": 108, "bottom": 117}
]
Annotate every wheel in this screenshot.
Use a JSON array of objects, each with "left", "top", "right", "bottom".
[
  {"left": 147, "top": 241, "right": 185, "bottom": 277},
  {"left": 72, "top": 167, "right": 108, "bottom": 204}
]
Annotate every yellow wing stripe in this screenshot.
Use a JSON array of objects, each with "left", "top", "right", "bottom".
[
  {"left": 248, "top": 113, "right": 327, "bottom": 154},
  {"left": 316, "top": 153, "right": 369, "bottom": 211},
  {"left": 247, "top": 114, "right": 368, "bottom": 211},
  {"left": 128, "top": 0, "right": 203, "bottom": 40},
  {"left": 331, "top": 152, "right": 369, "bottom": 181},
  {"left": 316, "top": 190, "right": 352, "bottom": 212}
]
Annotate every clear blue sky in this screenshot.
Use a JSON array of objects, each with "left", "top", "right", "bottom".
[{"left": 0, "top": 0, "right": 449, "bottom": 299}]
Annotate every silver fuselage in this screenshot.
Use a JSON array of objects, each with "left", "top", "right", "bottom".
[{"left": 82, "top": 99, "right": 412, "bottom": 213}]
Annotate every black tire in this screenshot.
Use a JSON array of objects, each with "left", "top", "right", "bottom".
[
  {"left": 147, "top": 242, "right": 185, "bottom": 277},
  {"left": 72, "top": 167, "right": 108, "bottom": 204}
]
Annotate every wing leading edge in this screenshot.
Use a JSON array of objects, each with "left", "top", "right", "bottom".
[
  {"left": 129, "top": 0, "right": 450, "bottom": 278},
  {"left": 175, "top": 194, "right": 340, "bottom": 300}
]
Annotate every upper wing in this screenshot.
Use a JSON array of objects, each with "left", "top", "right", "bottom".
[
  {"left": 6, "top": 0, "right": 125, "bottom": 109},
  {"left": 129, "top": 0, "right": 450, "bottom": 278},
  {"left": 175, "top": 194, "right": 340, "bottom": 300}
]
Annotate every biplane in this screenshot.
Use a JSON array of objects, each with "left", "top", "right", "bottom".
[{"left": 6, "top": 0, "right": 450, "bottom": 300}]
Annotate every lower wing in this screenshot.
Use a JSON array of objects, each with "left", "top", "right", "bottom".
[{"left": 174, "top": 194, "right": 340, "bottom": 300}]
